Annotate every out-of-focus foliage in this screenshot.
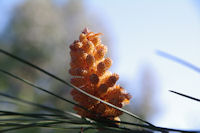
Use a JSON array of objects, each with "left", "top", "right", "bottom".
[
  {"left": 0, "top": 0, "right": 108, "bottom": 132},
  {"left": 0, "top": 0, "right": 159, "bottom": 132}
]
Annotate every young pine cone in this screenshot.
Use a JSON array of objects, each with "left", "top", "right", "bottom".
[{"left": 69, "top": 28, "right": 131, "bottom": 121}]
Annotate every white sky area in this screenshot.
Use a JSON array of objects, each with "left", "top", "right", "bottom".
[
  {"left": 0, "top": 0, "right": 200, "bottom": 130},
  {"left": 87, "top": 0, "right": 200, "bottom": 130}
]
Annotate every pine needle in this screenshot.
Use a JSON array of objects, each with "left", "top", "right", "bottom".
[
  {"left": 157, "top": 50, "right": 200, "bottom": 74},
  {"left": 0, "top": 68, "right": 90, "bottom": 113},
  {"left": 0, "top": 48, "right": 153, "bottom": 126},
  {"left": 1, "top": 49, "right": 199, "bottom": 132},
  {"left": 0, "top": 92, "right": 83, "bottom": 120},
  {"left": 156, "top": 50, "right": 200, "bottom": 102},
  {"left": 169, "top": 90, "right": 200, "bottom": 102}
]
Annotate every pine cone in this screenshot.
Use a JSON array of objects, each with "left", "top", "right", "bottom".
[{"left": 69, "top": 28, "right": 131, "bottom": 121}]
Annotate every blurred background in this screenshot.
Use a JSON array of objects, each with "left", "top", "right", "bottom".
[{"left": 0, "top": 0, "right": 200, "bottom": 132}]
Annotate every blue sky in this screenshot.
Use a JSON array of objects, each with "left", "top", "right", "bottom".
[
  {"left": 0, "top": 0, "right": 200, "bottom": 130},
  {"left": 86, "top": 0, "right": 200, "bottom": 129}
]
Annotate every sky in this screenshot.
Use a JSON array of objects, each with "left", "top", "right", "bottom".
[
  {"left": 86, "top": 0, "right": 200, "bottom": 129},
  {"left": 0, "top": 0, "right": 24, "bottom": 34},
  {"left": 0, "top": 0, "right": 200, "bottom": 130}
]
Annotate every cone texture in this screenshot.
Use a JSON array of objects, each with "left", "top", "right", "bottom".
[{"left": 69, "top": 28, "right": 131, "bottom": 121}]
